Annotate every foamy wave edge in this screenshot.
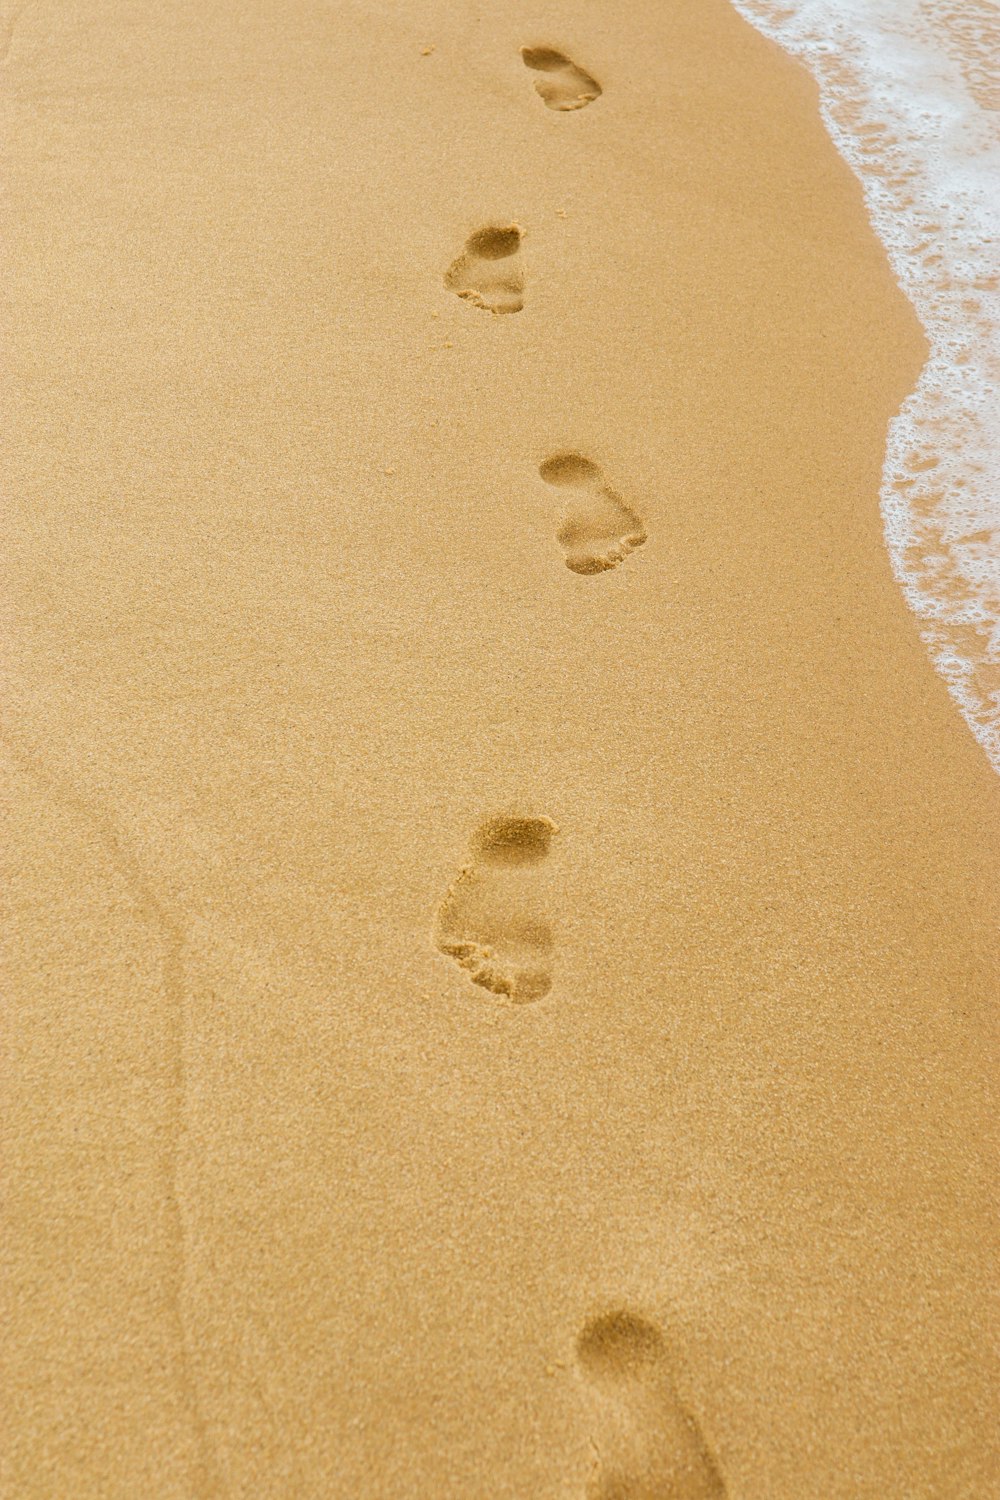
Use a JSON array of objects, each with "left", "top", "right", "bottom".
[{"left": 729, "top": 0, "right": 1000, "bottom": 774}]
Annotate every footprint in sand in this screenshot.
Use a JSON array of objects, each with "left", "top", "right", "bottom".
[
  {"left": 576, "top": 1311, "right": 727, "bottom": 1499},
  {"left": 521, "top": 46, "right": 602, "bottom": 112},
  {"left": 445, "top": 225, "right": 524, "bottom": 314},
  {"left": 435, "top": 815, "right": 556, "bottom": 1003},
  {"left": 540, "top": 455, "right": 647, "bottom": 575}
]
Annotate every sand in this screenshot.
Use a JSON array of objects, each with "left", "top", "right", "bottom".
[{"left": 2, "top": 1, "right": 998, "bottom": 1496}]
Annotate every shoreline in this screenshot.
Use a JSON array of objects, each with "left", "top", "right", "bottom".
[{"left": 732, "top": 0, "right": 1000, "bottom": 775}]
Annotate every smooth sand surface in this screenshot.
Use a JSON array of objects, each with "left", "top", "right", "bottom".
[{"left": 3, "top": 1, "right": 998, "bottom": 1496}]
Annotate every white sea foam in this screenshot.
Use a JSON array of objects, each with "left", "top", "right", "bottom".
[{"left": 729, "top": 0, "right": 1000, "bottom": 772}]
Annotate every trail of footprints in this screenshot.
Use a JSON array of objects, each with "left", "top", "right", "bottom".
[{"left": 434, "top": 42, "right": 725, "bottom": 1500}]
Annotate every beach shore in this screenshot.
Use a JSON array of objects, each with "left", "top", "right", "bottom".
[{"left": 3, "top": 1, "right": 998, "bottom": 1495}]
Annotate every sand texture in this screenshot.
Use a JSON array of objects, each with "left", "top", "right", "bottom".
[{"left": 2, "top": 1, "right": 998, "bottom": 1496}]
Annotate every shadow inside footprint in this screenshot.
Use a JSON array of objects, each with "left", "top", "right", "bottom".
[
  {"left": 576, "top": 1311, "right": 727, "bottom": 1500},
  {"left": 521, "top": 45, "right": 602, "bottom": 111},
  {"left": 540, "top": 455, "right": 647, "bottom": 575},
  {"left": 435, "top": 816, "right": 556, "bottom": 1002},
  {"left": 445, "top": 225, "right": 524, "bottom": 314}
]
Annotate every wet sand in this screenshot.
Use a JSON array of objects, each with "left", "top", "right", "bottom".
[{"left": 2, "top": 0, "right": 998, "bottom": 1496}]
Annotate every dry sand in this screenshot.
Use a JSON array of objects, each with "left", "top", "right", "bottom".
[{"left": 2, "top": 0, "right": 998, "bottom": 1496}]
